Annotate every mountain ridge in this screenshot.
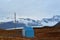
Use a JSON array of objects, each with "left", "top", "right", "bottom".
[{"left": 0, "top": 15, "right": 60, "bottom": 30}]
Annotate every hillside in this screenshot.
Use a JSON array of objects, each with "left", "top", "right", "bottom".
[{"left": 0, "top": 22, "right": 60, "bottom": 40}]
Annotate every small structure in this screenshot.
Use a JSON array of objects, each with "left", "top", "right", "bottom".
[{"left": 22, "top": 26, "right": 34, "bottom": 38}]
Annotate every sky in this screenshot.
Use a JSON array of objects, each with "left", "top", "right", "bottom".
[{"left": 0, "top": 0, "right": 60, "bottom": 20}]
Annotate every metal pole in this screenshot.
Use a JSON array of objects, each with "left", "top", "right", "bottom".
[
  {"left": 14, "top": 12, "right": 17, "bottom": 37},
  {"left": 14, "top": 12, "right": 16, "bottom": 23}
]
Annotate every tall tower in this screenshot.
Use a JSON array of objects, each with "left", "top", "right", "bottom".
[
  {"left": 14, "top": 12, "right": 16, "bottom": 23},
  {"left": 14, "top": 12, "right": 17, "bottom": 36}
]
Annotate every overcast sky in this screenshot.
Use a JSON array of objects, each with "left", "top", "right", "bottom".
[{"left": 0, "top": 0, "right": 60, "bottom": 20}]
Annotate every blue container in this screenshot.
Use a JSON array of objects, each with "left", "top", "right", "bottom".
[{"left": 23, "top": 26, "right": 34, "bottom": 38}]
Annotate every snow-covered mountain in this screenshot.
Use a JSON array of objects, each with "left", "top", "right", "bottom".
[
  {"left": 0, "top": 18, "right": 41, "bottom": 30},
  {"left": 0, "top": 15, "right": 60, "bottom": 30},
  {"left": 40, "top": 15, "right": 60, "bottom": 27},
  {"left": 17, "top": 18, "right": 41, "bottom": 26}
]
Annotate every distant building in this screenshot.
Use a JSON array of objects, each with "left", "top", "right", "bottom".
[{"left": 22, "top": 26, "right": 34, "bottom": 38}]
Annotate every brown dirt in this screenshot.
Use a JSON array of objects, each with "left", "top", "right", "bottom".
[{"left": 0, "top": 26, "right": 60, "bottom": 40}]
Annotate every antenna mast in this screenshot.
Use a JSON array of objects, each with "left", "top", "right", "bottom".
[
  {"left": 14, "top": 12, "right": 17, "bottom": 30},
  {"left": 14, "top": 12, "right": 17, "bottom": 36},
  {"left": 14, "top": 12, "right": 16, "bottom": 23}
]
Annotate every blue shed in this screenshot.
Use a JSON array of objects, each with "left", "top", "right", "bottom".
[{"left": 22, "top": 26, "right": 34, "bottom": 38}]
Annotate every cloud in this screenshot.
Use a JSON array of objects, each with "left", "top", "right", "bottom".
[{"left": 0, "top": 0, "right": 60, "bottom": 20}]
